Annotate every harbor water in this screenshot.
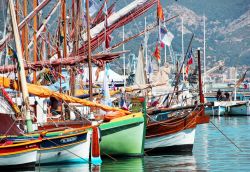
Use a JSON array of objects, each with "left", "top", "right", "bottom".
[{"left": 28, "top": 116, "right": 250, "bottom": 171}]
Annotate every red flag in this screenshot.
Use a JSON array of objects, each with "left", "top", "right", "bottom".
[
  {"left": 187, "top": 56, "right": 193, "bottom": 65},
  {"left": 157, "top": 0, "right": 164, "bottom": 21},
  {"left": 187, "top": 49, "right": 193, "bottom": 65},
  {"left": 153, "top": 42, "right": 161, "bottom": 63},
  {"left": 185, "top": 65, "right": 190, "bottom": 80}
]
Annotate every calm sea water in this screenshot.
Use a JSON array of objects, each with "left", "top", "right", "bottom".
[{"left": 18, "top": 116, "right": 250, "bottom": 171}]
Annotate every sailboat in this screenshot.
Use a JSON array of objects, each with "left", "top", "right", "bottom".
[
  {"left": 0, "top": 0, "right": 100, "bottom": 166},
  {"left": 145, "top": 49, "right": 209, "bottom": 154},
  {"left": 145, "top": 108, "right": 199, "bottom": 154}
]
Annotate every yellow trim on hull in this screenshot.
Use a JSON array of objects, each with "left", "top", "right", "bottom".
[
  {"left": 0, "top": 140, "right": 41, "bottom": 148},
  {"left": 110, "top": 112, "right": 143, "bottom": 122},
  {"left": 0, "top": 148, "right": 38, "bottom": 156}
]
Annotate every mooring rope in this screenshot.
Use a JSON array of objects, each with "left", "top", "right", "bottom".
[
  {"left": 42, "top": 136, "right": 96, "bottom": 165},
  {"left": 210, "top": 120, "right": 243, "bottom": 152}
]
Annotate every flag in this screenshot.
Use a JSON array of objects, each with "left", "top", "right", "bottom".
[
  {"left": 160, "top": 27, "right": 174, "bottom": 47},
  {"left": 157, "top": 0, "right": 164, "bottom": 21},
  {"left": 187, "top": 49, "right": 193, "bottom": 65},
  {"left": 153, "top": 42, "right": 161, "bottom": 63},
  {"left": 185, "top": 49, "right": 193, "bottom": 80},
  {"left": 235, "top": 70, "right": 248, "bottom": 88},
  {"left": 185, "top": 65, "right": 190, "bottom": 80}
]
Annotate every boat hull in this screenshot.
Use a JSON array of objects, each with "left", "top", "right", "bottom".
[
  {"left": 145, "top": 128, "right": 195, "bottom": 154},
  {"left": 37, "top": 131, "right": 90, "bottom": 164},
  {"left": 5, "top": 130, "right": 90, "bottom": 165},
  {"left": 205, "top": 106, "right": 226, "bottom": 116},
  {"left": 227, "top": 102, "right": 250, "bottom": 116},
  {"left": 0, "top": 151, "right": 37, "bottom": 167},
  {"left": 146, "top": 110, "right": 199, "bottom": 154},
  {"left": 100, "top": 113, "right": 145, "bottom": 156},
  {"left": 0, "top": 140, "right": 40, "bottom": 168}
]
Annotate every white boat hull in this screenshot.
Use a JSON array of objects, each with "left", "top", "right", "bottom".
[
  {"left": 0, "top": 150, "right": 37, "bottom": 167},
  {"left": 145, "top": 128, "right": 195, "bottom": 153},
  {"left": 205, "top": 106, "right": 226, "bottom": 116},
  {"left": 37, "top": 133, "right": 90, "bottom": 164},
  {"left": 228, "top": 102, "right": 250, "bottom": 116}
]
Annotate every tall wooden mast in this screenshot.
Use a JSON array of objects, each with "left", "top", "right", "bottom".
[
  {"left": 33, "top": 0, "right": 38, "bottom": 83},
  {"left": 61, "top": 0, "right": 67, "bottom": 59},
  {"left": 9, "top": 0, "right": 33, "bottom": 133},
  {"left": 15, "top": 0, "right": 20, "bottom": 24},
  {"left": 197, "top": 48, "right": 205, "bottom": 116},
  {"left": 86, "top": 0, "right": 93, "bottom": 101},
  {"left": 21, "top": 0, "right": 29, "bottom": 64}
]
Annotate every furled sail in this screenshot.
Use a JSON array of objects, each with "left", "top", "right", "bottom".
[
  {"left": 0, "top": 51, "right": 127, "bottom": 73},
  {"left": 134, "top": 45, "right": 147, "bottom": 85},
  {"left": 0, "top": 77, "right": 130, "bottom": 114}
]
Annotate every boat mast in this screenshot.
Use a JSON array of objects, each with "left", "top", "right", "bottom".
[
  {"left": 62, "top": 0, "right": 67, "bottom": 59},
  {"left": 21, "top": 0, "right": 29, "bottom": 67},
  {"left": 123, "top": 26, "right": 126, "bottom": 88},
  {"left": 86, "top": 0, "right": 93, "bottom": 101},
  {"left": 70, "top": 0, "right": 77, "bottom": 96},
  {"left": 16, "top": 0, "right": 20, "bottom": 24},
  {"left": 33, "top": 0, "right": 38, "bottom": 83},
  {"left": 234, "top": 67, "right": 237, "bottom": 101},
  {"left": 163, "top": 13, "right": 166, "bottom": 64},
  {"left": 9, "top": 0, "right": 33, "bottom": 132},
  {"left": 182, "top": 17, "right": 184, "bottom": 81},
  {"left": 197, "top": 48, "right": 205, "bottom": 116},
  {"left": 144, "top": 17, "right": 148, "bottom": 77},
  {"left": 203, "top": 15, "right": 206, "bottom": 93}
]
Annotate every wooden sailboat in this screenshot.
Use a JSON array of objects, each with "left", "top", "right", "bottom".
[
  {"left": 145, "top": 109, "right": 199, "bottom": 154},
  {"left": 129, "top": 34, "right": 209, "bottom": 154},
  {"left": 1, "top": 0, "right": 97, "bottom": 165}
]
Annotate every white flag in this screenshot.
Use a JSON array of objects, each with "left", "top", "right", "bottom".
[{"left": 161, "top": 27, "right": 174, "bottom": 47}]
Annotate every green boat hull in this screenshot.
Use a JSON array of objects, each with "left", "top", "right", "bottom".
[{"left": 99, "top": 115, "right": 145, "bottom": 156}]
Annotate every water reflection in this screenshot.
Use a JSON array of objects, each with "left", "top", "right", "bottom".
[
  {"left": 35, "top": 158, "right": 144, "bottom": 172},
  {"left": 194, "top": 117, "right": 250, "bottom": 171},
  {"left": 144, "top": 155, "right": 197, "bottom": 171},
  {"left": 36, "top": 163, "right": 91, "bottom": 172},
  {"left": 101, "top": 157, "right": 144, "bottom": 172}
]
